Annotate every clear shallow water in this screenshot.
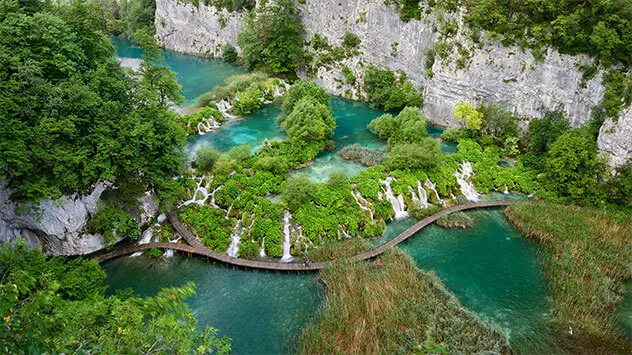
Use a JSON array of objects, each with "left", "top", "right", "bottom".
[
  {"left": 102, "top": 256, "right": 322, "bottom": 354},
  {"left": 111, "top": 37, "right": 246, "bottom": 106},
  {"left": 400, "top": 209, "right": 549, "bottom": 343},
  {"left": 185, "top": 104, "right": 285, "bottom": 158}
]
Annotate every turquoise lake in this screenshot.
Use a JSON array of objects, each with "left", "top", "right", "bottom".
[{"left": 104, "top": 38, "right": 631, "bottom": 353}]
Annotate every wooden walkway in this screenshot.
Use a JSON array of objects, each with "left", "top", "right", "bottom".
[{"left": 97, "top": 201, "right": 516, "bottom": 270}]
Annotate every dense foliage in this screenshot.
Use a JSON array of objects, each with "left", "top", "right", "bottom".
[
  {"left": 362, "top": 66, "right": 422, "bottom": 110},
  {"left": 0, "top": 0, "right": 186, "bottom": 205},
  {"left": 0, "top": 240, "right": 230, "bottom": 353},
  {"left": 368, "top": 107, "right": 428, "bottom": 145},
  {"left": 237, "top": 0, "right": 304, "bottom": 76},
  {"left": 300, "top": 249, "right": 510, "bottom": 354},
  {"left": 506, "top": 202, "right": 631, "bottom": 353}
]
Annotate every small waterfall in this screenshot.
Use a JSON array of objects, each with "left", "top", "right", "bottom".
[
  {"left": 182, "top": 176, "right": 212, "bottom": 207},
  {"left": 280, "top": 211, "right": 295, "bottom": 263},
  {"left": 197, "top": 118, "right": 220, "bottom": 135},
  {"left": 164, "top": 249, "right": 174, "bottom": 258},
  {"left": 424, "top": 179, "right": 446, "bottom": 206},
  {"left": 381, "top": 177, "right": 409, "bottom": 219},
  {"left": 503, "top": 186, "right": 509, "bottom": 195},
  {"left": 351, "top": 190, "right": 374, "bottom": 221},
  {"left": 259, "top": 238, "right": 266, "bottom": 257},
  {"left": 410, "top": 180, "right": 430, "bottom": 208},
  {"left": 454, "top": 162, "right": 480, "bottom": 202},
  {"left": 338, "top": 225, "right": 352, "bottom": 239},
  {"left": 131, "top": 228, "right": 154, "bottom": 257},
  {"left": 227, "top": 220, "right": 244, "bottom": 258},
  {"left": 217, "top": 99, "right": 237, "bottom": 119}
]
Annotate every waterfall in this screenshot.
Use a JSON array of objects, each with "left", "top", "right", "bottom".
[
  {"left": 410, "top": 180, "right": 430, "bottom": 208},
  {"left": 280, "top": 211, "right": 295, "bottom": 263},
  {"left": 259, "top": 238, "right": 266, "bottom": 257},
  {"left": 454, "top": 162, "right": 480, "bottom": 202},
  {"left": 197, "top": 118, "right": 220, "bottom": 135},
  {"left": 217, "top": 99, "right": 237, "bottom": 120},
  {"left": 181, "top": 176, "right": 212, "bottom": 207},
  {"left": 131, "top": 228, "right": 154, "bottom": 257},
  {"left": 338, "top": 225, "right": 352, "bottom": 239},
  {"left": 380, "top": 177, "right": 409, "bottom": 219},
  {"left": 351, "top": 190, "right": 374, "bottom": 221},
  {"left": 424, "top": 179, "right": 446, "bottom": 206},
  {"left": 503, "top": 186, "right": 509, "bottom": 195},
  {"left": 227, "top": 220, "right": 244, "bottom": 258},
  {"left": 164, "top": 249, "right": 174, "bottom": 258}
]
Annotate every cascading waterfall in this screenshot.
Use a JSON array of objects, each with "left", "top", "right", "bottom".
[
  {"left": 424, "top": 179, "right": 446, "bottom": 206},
  {"left": 131, "top": 228, "right": 154, "bottom": 257},
  {"left": 217, "top": 99, "right": 237, "bottom": 119},
  {"left": 227, "top": 220, "right": 244, "bottom": 258},
  {"left": 182, "top": 175, "right": 213, "bottom": 207},
  {"left": 454, "top": 162, "right": 480, "bottom": 202},
  {"left": 410, "top": 180, "right": 430, "bottom": 208},
  {"left": 351, "top": 190, "right": 374, "bottom": 221},
  {"left": 280, "top": 211, "right": 295, "bottom": 263},
  {"left": 503, "top": 186, "right": 509, "bottom": 195},
  {"left": 380, "top": 177, "right": 409, "bottom": 219},
  {"left": 197, "top": 118, "right": 220, "bottom": 134}
]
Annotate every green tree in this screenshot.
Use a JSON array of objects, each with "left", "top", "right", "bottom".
[
  {"left": 385, "top": 139, "right": 443, "bottom": 171},
  {"left": 281, "top": 97, "right": 336, "bottom": 142},
  {"left": 368, "top": 107, "right": 428, "bottom": 145},
  {"left": 237, "top": 0, "right": 304, "bottom": 75},
  {"left": 196, "top": 146, "right": 221, "bottom": 172},
  {"left": 453, "top": 102, "right": 483, "bottom": 131},
  {"left": 222, "top": 43, "right": 239, "bottom": 62},
  {"left": 542, "top": 129, "right": 606, "bottom": 204},
  {"left": 282, "top": 81, "right": 330, "bottom": 115},
  {"left": 0, "top": 0, "right": 186, "bottom": 206},
  {"left": 529, "top": 111, "right": 570, "bottom": 154},
  {"left": 0, "top": 240, "right": 231, "bottom": 354},
  {"left": 281, "top": 175, "right": 314, "bottom": 212}
]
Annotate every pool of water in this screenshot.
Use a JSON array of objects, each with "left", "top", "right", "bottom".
[
  {"left": 102, "top": 256, "right": 323, "bottom": 354},
  {"left": 112, "top": 37, "right": 246, "bottom": 106},
  {"left": 400, "top": 208, "right": 549, "bottom": 345}
]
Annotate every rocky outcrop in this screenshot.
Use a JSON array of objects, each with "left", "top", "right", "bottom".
[
  {"left": 598, "top": 107, "right": 632, "bottom": 167},
  {"left": 0, "top": 182, "right": 159, "bottom": 256},
  {"left": 155, "top": 0, "right": 244, "bottom": 57},
  {"left": 153, "top": 0, "right": 630, "bottom": 163}
]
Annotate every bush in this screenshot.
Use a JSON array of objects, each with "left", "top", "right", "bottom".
[
  {"left": 280, "top": 97, "right": 336, "bottom": 142},
  {"left": 89, "top": 203, "right": 140, "bottom": 245},
  {"left": 440, "top": 127, "right": 464, "bottom": 142},
  {"left": 385, "top": 139, "right": 443, "bottom": 171},
  {"left": 282, "top": 81, "right": 330, "bottom": 115},
  {"left": 195, "top": 146, "right": 221, "bottom": 171},
  {"left": 281, "top": 175, "right": 315, "bottom": 212},
  {"left": 363, "top": 66, "right": 421, "bottom": 110},
  {"left": 233, "top": 84, "right": 263, "bottom": 115},
  {"left": 528, "top": 111, "right": 570, "bottom": 154},
  {"left": 453, "top": 102, "right": 483, "bottom": 131},
  {"left": 237, "top": 0, "right": 305, "bottom": 75},
  {"left": 368, "top": 107, "right": 428, "bottom": 145},
  {"left": 341, "top": 31, "right": 361, "bottom": 48},
  {"left": 338, "top": 144, "right": 386, "bottom": 166},
  {"left": 222, "top": 43, "right": 239, "bottom": 62}
]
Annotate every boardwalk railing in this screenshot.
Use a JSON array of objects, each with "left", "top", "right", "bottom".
[{"left": 97, "top": 201, "right": 517, "bottom": 270}]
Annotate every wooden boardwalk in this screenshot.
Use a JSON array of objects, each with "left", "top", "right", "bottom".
[{"left": 97, "top": 200, "right": 516, "bottom": 270}]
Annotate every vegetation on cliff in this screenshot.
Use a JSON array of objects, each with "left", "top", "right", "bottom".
[{"left": 0, "top": 0, "right": 186, "bottom": 207}]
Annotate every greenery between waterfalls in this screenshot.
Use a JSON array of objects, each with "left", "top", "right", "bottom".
[
  {"left": 506, "top": 202, "right": 632, "bottom": 353},
  {"left": 300, "top": 248, "right": 510, "bottom": 354},
  {"left": 0, "top": 240, "right": 230, "bottom": 354}
]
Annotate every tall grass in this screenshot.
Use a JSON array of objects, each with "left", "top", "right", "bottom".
[
  {"left": 300, "top": 249, "right": 510, "bottom": 354},
  {"left": 506, "top": 202, "right": 632, "bottom": 353},
  {"left": 308, "top": 238, "right": 373, "bottom": 263},
  {"left": 436, "top": 211, "right": 475, "bottom": 228}
]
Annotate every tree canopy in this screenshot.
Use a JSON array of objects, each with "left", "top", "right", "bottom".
[
  {"left": 0, "top": 240, "right": 231, "bottom": 354},
  {"left": 0, "top": 0, "right": 186, "bottom": 204}
]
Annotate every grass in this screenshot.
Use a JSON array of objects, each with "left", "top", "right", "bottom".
[
  {"left": 435, "top": 211, "right": 474, "bottom": 229},
  {"left": 506, "top": 202, "right": 632, "bottom": 353},
  {"left": 300, "top": 249, "right": 510, "bottom": 354},
  {"left": 307, "top": 238, "right": 373, "bottom": 263}
]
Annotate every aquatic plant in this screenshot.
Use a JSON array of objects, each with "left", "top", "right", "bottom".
[
  {"left": 300, "top": 249, "right": 510, "bottom": 354},
  {"left": 435, "top": 212, "right": 474, "bottom": 229},
  {"left": 506, "top": 202, "right": 632, "bottom": 353},
  {"left": 307, "top": 238, "right": 373, "bottom": 263},
  {"left": 338, "top": 144, "right": 386, "bottom": 166}
]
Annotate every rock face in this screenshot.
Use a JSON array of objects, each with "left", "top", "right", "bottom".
[
  {"left": 0, "top": 182, "right": 159, "bottom": 256},
  {"left": 154, "top": 0, "right": 631, "bottom": 166},
  {"left": 598, "top": 107, "right": 632, "bottom": 167},
  {"left": 155, "top": 0, "right": 244, "bottom": 57}
]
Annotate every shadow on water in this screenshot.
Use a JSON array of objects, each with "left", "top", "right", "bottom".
[{"left": 102, "top": 256, "right": 323, "bottom": 355}]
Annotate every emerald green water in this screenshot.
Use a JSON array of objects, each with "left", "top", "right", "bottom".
[
  {"left": 111, "top": 37, "right": 246, "bottom": 106},
  {"left": 400, "top": 209, "right": 549, "bottom": 346},
  {"left": 107, "top": 39, "right": 554, "bottom": 352},
  {"left": 102, "top": 256, "right": 322, "bottom": 354}
]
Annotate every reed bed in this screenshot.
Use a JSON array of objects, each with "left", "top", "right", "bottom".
[
  {"left": 506, "top": 202, "right": 632, "bottom": 353},
  {"left": 436, "top": 211, "right": 475, "bottom": 229},
  {"left": 300, "top": 249, "right": 510, "bottom": 354},
  {"left": 308, "top": 238, "right": 373, "bottom": 263}
]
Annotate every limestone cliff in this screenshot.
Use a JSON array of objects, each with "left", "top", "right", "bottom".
[
  {"left": 153, "top": 0, "right": 630, "bottom": 166},
  {"left": 0, "top": 182, "right": 159, "bottom": 256}
]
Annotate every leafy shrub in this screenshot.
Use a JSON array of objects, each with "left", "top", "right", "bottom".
[
  {"left": 341, "top": 31, "right": 361, "bottom": 48},
  {"left": 89, "top": 203, "right": 140, "bottom": 245},
  {"left": 368, "top": 107, "right": 428, "bottom": 145},
  {"left": 282, "top": 81, "right": 330, "bottom": 115},
  {"left": 338, "top": 144, "right": 386, "bottom": 166},
  {"left": 363, "top": 66, "right": 422, "bottom": 110},
  {"left": 453, "top": 102, "right": 483, "bottom": 131},
  {"left": 440, "top": 127, "right": 464, "bottom": 142},
  {"left": 385, "top": 139, "right": 443, "bottom": 171},
  {"left": 222, "top": 43, "right": 239, "bottom": 62},
  {"left": 195, "top": 146, "right": 221, "bottom": 172},
  {"left": 528, "top": 111, "right": 570, "bottom": 154}
]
